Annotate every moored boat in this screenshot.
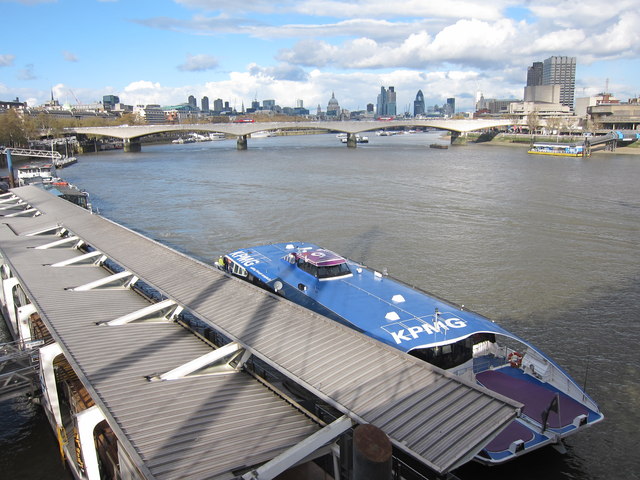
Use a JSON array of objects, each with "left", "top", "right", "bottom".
[
  {"left": 218, "top": 242, "right": 604, "bottom": 465},
  {"left": 16, "top": 163, "right": 57, "bottom": 186},
  {"left": 528, "top": 142, "right": 588, "bottom": 157}
]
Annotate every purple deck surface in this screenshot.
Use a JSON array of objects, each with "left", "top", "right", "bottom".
[
  {"left": 484, "top": 421, "right": 534, "bottom": 452},
  {"left": 477, "top": 370, "right": 589, "bottom": 429},
  {"left": 298, "top": 249, "right": 347, "bottom": 267}
]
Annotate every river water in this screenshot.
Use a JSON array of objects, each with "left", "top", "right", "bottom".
[{"left": 2, "top": 132, "right": 639, "bottom": 479}]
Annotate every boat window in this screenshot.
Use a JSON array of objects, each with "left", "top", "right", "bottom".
[
  {"left": 410, "top": 340, "right": 473, "bottom": 370},
  {"left": 317, "top": 262, "right": 352, "bottom": 279},
  {"left": 231, "top": 262, "right": 248, "bottom": 278},
  {"left": 296, "top": 258, "right": 351, "bottom": 279},
  {"left": 297, "top": 258, "right": 318, "bottom": 277}
]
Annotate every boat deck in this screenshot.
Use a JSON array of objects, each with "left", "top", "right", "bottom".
[
  {"left": 475, "top": 367, "right": 598, "bottom": 461},
  {"left": 477, "top": 368, "right": 592, "bottom": 429}
]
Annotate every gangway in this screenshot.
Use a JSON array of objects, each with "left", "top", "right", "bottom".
[
  {"left": 1, "top": 147, "right": 62, "bottom": 160},
  {"left": 586, "top": 130, "right": 640, "bottom": 152},
  {"left": 0, "top": 339, "right": 41, "bottom": 401}
]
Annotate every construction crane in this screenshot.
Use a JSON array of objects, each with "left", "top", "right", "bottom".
[{"left": 68, "top": 89, "right": 80, "bottom": 105}]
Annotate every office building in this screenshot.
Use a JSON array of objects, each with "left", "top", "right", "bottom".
[
  {"left": 542, "top": 56, "right": 576, "bottom": 109},
  {"left": 527, "top": 62, "right": 543, "bottom": 87},
  {"left": 414, "top": 90, "right": 425, "bottom": 116},
  {"left": 103, "top": 95, "right": 120, "bottom": 111},
  {"left": 377, "top": 87, "right": 396, "bottom": 117},
  {"left": 201, "top": 96, "right": 209, "bottom": 113},
  {"left": 524, "top": 84, "right": 561, "bottom": 104},
  {"left": 445, "top": 98, "right": 455, "bottom": 117},
  {"left": 133, "top": 104, "right": 166, "bottom": 124}
]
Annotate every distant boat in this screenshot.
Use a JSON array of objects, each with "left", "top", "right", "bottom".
[
  {"left": 340, "top": 134, "right": 369, "bottom": 143},
  {"left": 251, "top": 131, "right": 275, "bottom": 138},
  {"left": 528, "top": 143, "right": 588, "bottom": 157},
  {"left": 53, "top": 156, "right": 77, "bottom": 168},
  {"left": 430, "top": 143, "right": 448, "bottom": 149}
]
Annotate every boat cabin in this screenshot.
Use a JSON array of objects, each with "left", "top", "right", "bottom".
[
  {"left": 17, "top": 164, "right": 56, "bottom": 186},
  {"left": 285, "top": 248, "right": 353, "bottom": 280},
  {"left": 409, "top": 332, "right": 497, "bottom": 370}
]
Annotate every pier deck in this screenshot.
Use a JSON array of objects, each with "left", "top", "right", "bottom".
[{"left": 0, "top": 186, "right": 521, "bottom": 479}]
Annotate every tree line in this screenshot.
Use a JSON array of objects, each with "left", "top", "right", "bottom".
[{"left": 0, "top": 110, "right": 145, "bottom": 148}]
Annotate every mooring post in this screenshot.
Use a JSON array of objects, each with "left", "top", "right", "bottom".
[
  {"left": 352, "top": 424, "right": 392, "bottom": 480},
  {"left": 347, "top": 133, "right": 357, "bottom": 148},
  {"left": 6, "top": 149, "right": 15, "bottom": 188},
  {"left": 237, "top": 135, "right": 248, "bottom": 150}
]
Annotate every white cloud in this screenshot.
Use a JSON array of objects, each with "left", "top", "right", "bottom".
[
  {"left": 18, "top": 64, "right": 37, "bottom": 80},
  {"left": 177, "top": 54, "right": 219, "bottom": 72},
  {"left": 527, "top": 0, "right": 639, "bottom": 28},
  {"left": 293, "top": 0, "right": 505, "bottom": 20},
  {"left": 279, "top": 18, "right": 520, "bottom": 70},
  {"left": 176, "top": 0, "right": 506, "bottom": 20},
  {"left": 0, "top": 54, "right": 15, "bottom": 66},
  {"left": 63, "top": 51, "right": 78, "bottom": 62}
]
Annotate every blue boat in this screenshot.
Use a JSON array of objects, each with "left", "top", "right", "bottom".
[{"left": 219, "top": 242, "right": 604, "bottom": 465}]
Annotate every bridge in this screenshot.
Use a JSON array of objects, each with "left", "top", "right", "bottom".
[{"left": 69, "top": 119, "right": 513, "bottom": 151}]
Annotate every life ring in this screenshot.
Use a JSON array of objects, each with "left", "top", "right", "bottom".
[{"left": 508, "top": 351, "right": 523, "bottom": 368}]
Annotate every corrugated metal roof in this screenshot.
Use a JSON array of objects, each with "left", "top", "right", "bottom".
[
  {"left": 0, "top": 226, "right": 319, "bottom": 480},
  {"left": 1, "top": 186, "right": 521, "bottom": 476}
]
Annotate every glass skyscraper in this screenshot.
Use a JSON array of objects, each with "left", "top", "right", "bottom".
[{"left": 414, "top": 90, "right": 425, "bottom": 116}]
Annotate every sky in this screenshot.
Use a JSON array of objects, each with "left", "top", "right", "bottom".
[{"left": 1, "top": 0, "right": 639, "bottom": 113}]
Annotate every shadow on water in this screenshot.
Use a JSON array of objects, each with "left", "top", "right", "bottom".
[{"left": 342, "top": 226, "right": 385, "bottom": 263}]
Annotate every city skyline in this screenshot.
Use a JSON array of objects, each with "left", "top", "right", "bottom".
[{"left": 1, "top": 0, "right": 639, "bottom": 113}]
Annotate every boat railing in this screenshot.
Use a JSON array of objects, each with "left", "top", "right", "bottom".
[
  {"left": 452, "top": 347, "right": 511, "bottom": 378},
  {"left": 522, "top": 351, "right": 600, "bottom": 411}
]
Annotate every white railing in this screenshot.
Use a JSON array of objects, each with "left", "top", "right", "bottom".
[{"left": 2, "top": 148, "right": 62, "bottom": 159}]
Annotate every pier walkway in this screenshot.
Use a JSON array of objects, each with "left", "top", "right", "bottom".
[{"left": 0, "top": 186, "right": 520, "bottom": 480}]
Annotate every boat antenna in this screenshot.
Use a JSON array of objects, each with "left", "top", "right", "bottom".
[{"left": 582, "top": 345, "right": 591, "bottom": 393}]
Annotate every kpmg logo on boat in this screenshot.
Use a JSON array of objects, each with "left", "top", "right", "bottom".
[
  {"left": 229, "top": 249, "right": 261, "bottom": 266},
  {"left": 384, "top": 315, "right": 467, "bottom": 344}
]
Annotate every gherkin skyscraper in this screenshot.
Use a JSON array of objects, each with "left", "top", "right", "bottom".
[{"left": 414, "top": 90, "right": 425, "bottom": 116}]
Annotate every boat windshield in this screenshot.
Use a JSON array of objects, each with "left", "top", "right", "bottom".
[
  {"left": 296, "top": 258, "right": 352, "bottom": 279},
  {"left": 408, "top": 333, "right": 495, "bottom": 370}
]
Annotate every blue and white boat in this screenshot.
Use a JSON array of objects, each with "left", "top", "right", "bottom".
[{"left": 219, "top": 242, "right": 603, "bottom": 465}]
